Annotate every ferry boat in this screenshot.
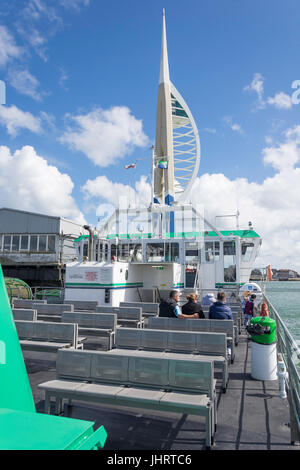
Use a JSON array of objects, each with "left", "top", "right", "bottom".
[{"left": 1, "top": 10, "right": 299, "bottom": 452}]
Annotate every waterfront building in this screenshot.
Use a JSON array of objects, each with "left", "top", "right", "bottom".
[{"left": 0, "top": 207, "right": 89, "bottom": 286}]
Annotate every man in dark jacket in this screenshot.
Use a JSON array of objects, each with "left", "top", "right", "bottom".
[
  {"left": 209, "top": 292, "right": 233, "bottom": 320},
  {"left": 159, "top": 290, "right": 199, "bottom": 319}
]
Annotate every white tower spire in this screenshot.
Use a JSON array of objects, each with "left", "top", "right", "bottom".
[
  {"left": 153, "top": 9, "right": 201, "bottom": 207},
  {"left": 159, "top": 8, "right": 170, "bottom": 85},
  {"left": 153, "top": 9, "right": 174, "bottom": 205}
]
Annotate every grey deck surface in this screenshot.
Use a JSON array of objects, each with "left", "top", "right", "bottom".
[{"left": 23, "top": 333, "right": 296, "bottom": 451}]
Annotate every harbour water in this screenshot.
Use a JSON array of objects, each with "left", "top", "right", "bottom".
[{"left": 262, "top": 281, "right": 300, "bottom": 344}]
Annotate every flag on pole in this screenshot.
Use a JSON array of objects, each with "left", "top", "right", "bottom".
[
  {"left": 124, "top": 163, "right": 136, "bottom": 169},
  {"left": 157, "top": 160, "right": 168, "bottom": 169}
]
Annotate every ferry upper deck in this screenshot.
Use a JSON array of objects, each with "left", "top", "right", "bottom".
[{"left": 23, "top": 326, "right": 297, "bottom": 451}]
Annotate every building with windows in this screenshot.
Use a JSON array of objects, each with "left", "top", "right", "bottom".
[
  {"left": 0, "top": 208, "right": 89, "bottom": 286},
  {"left": 272, "top": 269, "right": 300, "bottom": 281}
]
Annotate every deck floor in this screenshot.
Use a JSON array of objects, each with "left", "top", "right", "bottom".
[{"left": 24, "top": 333, "right": 296, "bottom": 451}]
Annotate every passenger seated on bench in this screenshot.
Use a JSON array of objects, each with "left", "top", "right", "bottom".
[
  {"left": 159, "top": 290, "right": 199, "bottom": 319},
  {"left": 201, "top": 293, "right": 217, "bottom": 306},
  {"left": 182, "top": 293, "right": 205, "bottom": 319},
  {"left": 209, "top": 292, "right": 233, "bottom": 320}
]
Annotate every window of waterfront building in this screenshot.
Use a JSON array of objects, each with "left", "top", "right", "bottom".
[
  {"left": 241, "top": 242, "right": 254, "bottom": 262},
  {"left": 30, "top": 235, "right": 38, "bottom": 251},
  {"left": 39, "top": 235, "right": 47, "bottom": 251},
  {"left": 20, "top": 235, "right": 29, "bottom": 251},
  {"left": 48, "top": 235, "right": 56, "bottom": 252},
  {"left": 223, "top": 241, "right": 236, "bottom": 282},
  {"left": 11, "top": 235, "right": 20, "bottom": 251},
  {"left": 3, "top": 235, "right": 11, "bottom": 251}
]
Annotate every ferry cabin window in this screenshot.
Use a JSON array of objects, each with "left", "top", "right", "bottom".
[
  {"left": 204, "top": 241, "right": 220, "bottom": 263},
  {"left": 146, "top": 243, "right": 164, "bottom": 262},
  {"left": 111, "top": 244, "right": 118, "bottom": 260},
  {"left": 214, "top": 242, "right": 220, "bottom": 260},
  {"left": 110, "top": 243, "right": 143, "bottom": 262},
  {"left": 96, "top": 242, "right": 107, "bottom": 262},
  {"left": 165, "top": 243, "right": 179, "bottom": 262},
  {"left": 120, "top": 243, "right": 129, "bottom": 262},
  {"left": 83, "top": 242, "right": 88, "bottom": 258},
  {"left": 131, "top": 244, "right": 142, "bottom": 262},
  {"left": 241, "top": 242, "right": 254, "bottom": 262},
  {"left": 223, "top": 241, "right": 236, "bottom": 282},
  {"left": 185, "top": 242, "right": 200, "bottom": 263}
]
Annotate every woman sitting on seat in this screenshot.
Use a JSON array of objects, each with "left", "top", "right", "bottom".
[{"left": 182, "top": 293, "right": 205, "bottom": 319}]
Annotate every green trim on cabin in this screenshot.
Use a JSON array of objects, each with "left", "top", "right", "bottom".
[
  {"left": 215, "top": 282, "right": 244, "bottom": 287},
  {"left": 65, "top": 282, "right": 143, "bottom": 288},
  {"left": 74, "top": 229, "right": 260, "bottom": 243}
]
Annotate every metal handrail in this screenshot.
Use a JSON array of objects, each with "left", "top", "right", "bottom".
[{"left": 265, "top": 295, "right": 300, "bottom": 445}]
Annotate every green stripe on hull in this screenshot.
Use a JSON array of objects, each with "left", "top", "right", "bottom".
[
  {"left": 65, "top": 282, "right": 143, "bottom": 288},
  {"left": 215, "top": 282, "right": 244, "bottom": 287}
]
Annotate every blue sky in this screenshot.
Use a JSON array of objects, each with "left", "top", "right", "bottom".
[{"left": 1, "top": 0, "right": 300, "bottom": 269}]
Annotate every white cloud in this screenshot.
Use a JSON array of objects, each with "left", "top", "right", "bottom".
[
  {"left": 60, "top": 106, "right": 149, "bottom": 167},
  {"left": 244, "top": 72, "right": 265, "bottom": 109},
  {"left": 80, "top": 125, "right": 300, "bottom": 270},
  {"left": 0, "top": 145, "right": 85, "bottom": 224},
  {"left": 60, "top": 0, "right": 90, "bottom": 11},
  {"left": 81, "top": 175, "right": 151, "bottom": 224},
  {"left": 244, "top": 73, "right": 294, "bottom": 111},
  {"left": 189, "top": 125, "right": 300, "bottom": 270},
  {"left": 223, "top": 116, "right": 243, "bottom": 134},
  {"left": 14, "top": 0, "right": 90, "bottom": 61},
  {"left": 267, "top": 92, "right": 293, "bottom": 109},
  {"left": 58, "top": 67, "right": 69, "bottom": 90},
  {"left": 0, "top": 105, "right": 42, "bottom": 136},
  {"left": 0, "top": 25, "right": 23, "bottom": 67},
  {"left": 7, "top": 67, "right": 45, "bottom": 101},
  {"left": 204, "top": 128, "right": 217, "bottom": 134}
]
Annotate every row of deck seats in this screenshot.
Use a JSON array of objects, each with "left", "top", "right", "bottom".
[
  {"left": 13, "top": 307, "right": 238, "bottom": 357},
  {"left": 38, "top": 348, "right": 217, "bottom": 449},
  {"left": 12, "top": 300, "right": 241, "bottom": 357},
  {"left": 14, "top": 299, "right": 243, "bottom": 449},
  {"left": 14, "top": 320, "right": 85, "bottom": 352}
]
